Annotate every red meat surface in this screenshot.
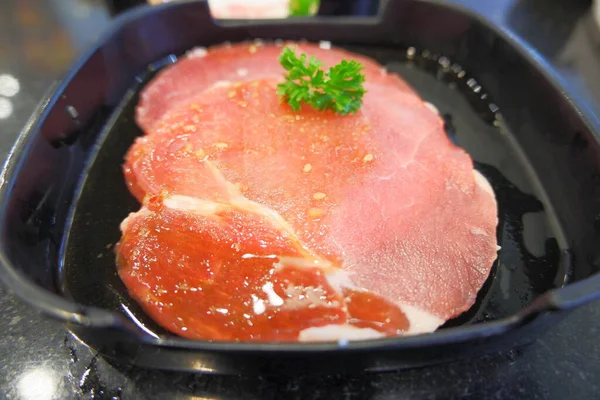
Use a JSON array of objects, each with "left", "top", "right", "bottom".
[
  {"left": 136, "top": 41, "right": 418, "bottom": 134},
  {"left": 117, "top": 43, "right": 498, "bottom": 342}
]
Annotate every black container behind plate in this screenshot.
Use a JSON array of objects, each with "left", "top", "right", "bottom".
[{"left": 1, "top": 0, "right": 600, "bottom": 375}]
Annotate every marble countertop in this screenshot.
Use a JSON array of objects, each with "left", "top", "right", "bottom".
[{"left": 0, "top": 0, "right": 599, "bottom": 398}]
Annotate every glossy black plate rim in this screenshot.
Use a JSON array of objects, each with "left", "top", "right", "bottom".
[{"left": 0, "top": 0, "right": 599, "bottom": 353}]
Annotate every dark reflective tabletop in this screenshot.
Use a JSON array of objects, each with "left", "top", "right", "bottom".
[{"left": 0, "top": 0, "right": 599, "bottom": 398}]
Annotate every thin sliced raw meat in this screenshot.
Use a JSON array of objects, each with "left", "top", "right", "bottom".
[
  {"left": 121, "top": 75, "right": 498, "bottom": 338},
  {"left": 118, "top": 43, "right": 499, "bottom": 341},
  {"left": 125, "top": 79, "right": 428, "bottom": 263},
  {"left": 136, "top": 42, "right": 418, "bottom": 133},
  {"left": 117, "top": 193, "right": 409, "bottom": 341}
]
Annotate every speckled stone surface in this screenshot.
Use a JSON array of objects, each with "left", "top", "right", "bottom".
[
  {"left": 1, "top": 285, "right": 599, "bottom": 399},
  {"left": 0, "top": 0, "right": 599, "bottom": 399}
]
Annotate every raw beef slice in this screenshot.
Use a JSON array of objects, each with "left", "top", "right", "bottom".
[
  {"left": 117, "top": 43, "right": 498, "bottom": 342},
  {"left": 136, "top": 41, "right": 419, "bottom": 134}
]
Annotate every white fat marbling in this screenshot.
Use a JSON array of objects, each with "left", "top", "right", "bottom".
[
  {"left": 400, "top": 303, "right": 444, "bottom": 335},
  {"left": 298, "top": 324, "right": 384, "bottom": 342}
]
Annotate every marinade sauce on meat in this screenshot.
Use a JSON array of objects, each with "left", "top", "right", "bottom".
[{"left": 116, "top": 42, "right": 498, "bottom": 342}]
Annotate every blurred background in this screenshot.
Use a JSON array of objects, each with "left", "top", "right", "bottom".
[
  {"left": 0, "top": 0, "right": 599, "bottom": 399},
  {"left": 108, "top": 0, "right": 382, "bottom": 17}
]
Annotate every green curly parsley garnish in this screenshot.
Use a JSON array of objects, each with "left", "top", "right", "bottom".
[
  {"left": 276, "top": 46, "right": 366, "bottom": 116},
  {"left": 289, "top": 0, "right": 320, "bottom": 16}
]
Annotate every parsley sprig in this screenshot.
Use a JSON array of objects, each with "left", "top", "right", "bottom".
[
  {"left": 277, "top": 46, "right": 366, "bottom": 116},
  {"left": 289, "top": 0, "right": 320, "bottom": 16}
]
